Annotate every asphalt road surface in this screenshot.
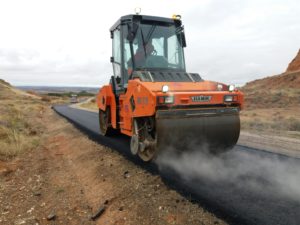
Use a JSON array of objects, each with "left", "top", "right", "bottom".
[{"left": 54, "top": 105, "right": 300, "bottom": 225}]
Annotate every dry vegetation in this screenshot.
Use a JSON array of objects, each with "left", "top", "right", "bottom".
[
  {"left": 76, "top": 97, "right": 98, "bottom": 111},
  {"left": 240, "top": 108, "right": 300, "bottom": 138},
  {"left": 0, "top": 81, "right": 46, "bottom": 160}
]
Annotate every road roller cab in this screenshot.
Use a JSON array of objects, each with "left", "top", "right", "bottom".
[{"left": 97, "top": 14, "right": 244, "bottom": 161}]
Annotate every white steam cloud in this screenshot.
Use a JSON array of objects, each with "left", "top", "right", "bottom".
[{"left": 156, "top": 148, "right": 300, "bottom": 200}]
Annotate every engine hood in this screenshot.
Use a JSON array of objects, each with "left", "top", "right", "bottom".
[
  {"left": 131, "top": 70, "right": 229, "bottom": 92},
  {"left": 141, "top": 80, "right": 226, "bottom": 92}
]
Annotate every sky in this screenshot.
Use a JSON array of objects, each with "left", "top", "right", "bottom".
[{"left": 0, "top": 0, "right": 299, "bottom": 87}]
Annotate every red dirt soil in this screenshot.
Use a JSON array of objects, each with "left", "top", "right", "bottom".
[
  {"left": 286, "top": 49, "right": 300, "bottom": 73},
  {"left": 241, "top": 71, "right": 300, "bottom": 109},
  {"left": 242, "top": 71, "right": 300, "bottom": 90}
]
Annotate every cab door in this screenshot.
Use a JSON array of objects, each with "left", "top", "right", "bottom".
[{"left": 110, "top": 25, "right": 130, "bottom": 133}]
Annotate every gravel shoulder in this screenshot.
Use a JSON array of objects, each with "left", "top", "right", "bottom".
[
  {"left": 70, "top": 97, "right": 98, "bottom": 113},
  {"left": 238, "top": 131, "right": 300, "bottom": 158}
]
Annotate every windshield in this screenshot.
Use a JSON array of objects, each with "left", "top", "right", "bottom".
[{"left": 124, "top": 23, "right": 186, "bottom": 73}]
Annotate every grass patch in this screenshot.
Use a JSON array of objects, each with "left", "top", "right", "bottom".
[
  {"left": 41, "top": 95, "right": 51, "bottom": 102},
  {"left": 0, "top": 86, "right": 45, "bottom": 160},
  {"left": 241, "top": 108, "right": 300, "bottom": 137},
  {"left": 78, "top": 98, "right": 98, "bottom": 111},
  {"left": 0, "top": 106, "right": 38, "bottom": 160}
]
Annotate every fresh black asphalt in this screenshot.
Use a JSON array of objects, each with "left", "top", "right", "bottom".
[{"left": 53, "top": 105, "right": 300, "bottom": 225}]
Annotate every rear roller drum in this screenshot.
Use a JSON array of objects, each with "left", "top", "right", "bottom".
[{"left": 99, "top": 108, "right": 115, "bottom": 136}]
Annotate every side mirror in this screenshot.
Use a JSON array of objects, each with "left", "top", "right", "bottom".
[{"left": 110, "top": 57, "right": 114, "bottom": 63}]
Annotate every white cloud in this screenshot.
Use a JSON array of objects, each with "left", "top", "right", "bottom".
[{"left": 0, "top": 0, "right": 299, "bottom": 86}]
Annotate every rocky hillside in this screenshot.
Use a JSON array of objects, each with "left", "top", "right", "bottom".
[
  {"left": 241, "top": 51, "right": 300, "bottom": 109},
  {"left": 286, "top": 49, "right": 300, "bottom": 73}
]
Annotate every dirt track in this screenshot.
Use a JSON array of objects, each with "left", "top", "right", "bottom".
[{"left": 0, "top": 107, "right": 226, "bottom": 225}]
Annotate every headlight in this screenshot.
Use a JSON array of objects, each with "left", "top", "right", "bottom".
[
  {"left": 229, "top": 84, "right": 235, "bottom": 92},
  {"left": 162, "top": 85, "right": 169, "bottom": 93}
]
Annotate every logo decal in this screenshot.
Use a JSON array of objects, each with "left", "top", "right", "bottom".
[{"left": 191, "top": 95, "right": 212, "bottom": 102}]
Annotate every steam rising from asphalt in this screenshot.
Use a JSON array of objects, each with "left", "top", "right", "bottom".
[{"left": 156, "top": 147, "right": 300, "bottom": 200}]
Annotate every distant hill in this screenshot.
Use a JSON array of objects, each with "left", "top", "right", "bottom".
[
  {"left": 17, "top": 86, "right": 99, "bottom": 94},
  {"left": 241, "top": 51, "right": 300, "bottom": 109}
]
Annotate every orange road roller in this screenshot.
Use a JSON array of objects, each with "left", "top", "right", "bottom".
[{"left": 97, "top": 14, "right": 244, "bottom": 161}]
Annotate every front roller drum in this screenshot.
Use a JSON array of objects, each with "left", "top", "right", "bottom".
[{"left": 156, "top": 107, "right": 240, "bottom": 154}]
